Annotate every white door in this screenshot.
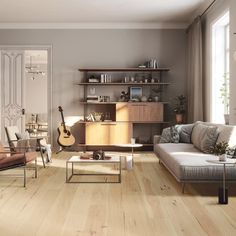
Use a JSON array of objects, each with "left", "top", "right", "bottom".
[{"left": 0, "top": 50, "right": 25, "bottom": 143}]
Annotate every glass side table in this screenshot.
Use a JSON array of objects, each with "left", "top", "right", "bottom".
[{"left": 207, "top": 159, "right": 236, "bottom": 204}]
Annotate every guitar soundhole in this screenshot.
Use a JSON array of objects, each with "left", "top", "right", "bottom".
[{"left": 64, "top": 130, "right": 71, "bottom": 135}]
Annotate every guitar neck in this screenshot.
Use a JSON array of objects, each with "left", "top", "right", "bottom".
[{"left": 60, "top": 111, "right": 67, "bottom": 130}]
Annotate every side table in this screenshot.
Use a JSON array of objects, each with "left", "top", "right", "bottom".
[
  {"left": 115, "top": 144, "right": 143, "bottom": 170},
  {"left": 207, "top": 159, "right": 236, "bottom": 204}
]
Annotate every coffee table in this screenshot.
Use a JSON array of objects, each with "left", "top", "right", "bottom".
[
  {"left": 66, "top": 155, "right": 121, "bottom": 183},
  {"left": 207, "top": 159, "right": 236, "bottom": 204}
]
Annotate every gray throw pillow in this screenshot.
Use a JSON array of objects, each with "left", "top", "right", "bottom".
[
  {"left": 175, "top": 124, "right": 194, "bottom": 143},
  {"left": 192, "top": 123, "right": 219, "bottom": 153},
  {"left": 160, "top": 126, "right": 179, "bottom": 143}
]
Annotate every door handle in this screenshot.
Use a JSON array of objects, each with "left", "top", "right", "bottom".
[{"left": 22, "top": 108, "right": 25, "bottom": 115}]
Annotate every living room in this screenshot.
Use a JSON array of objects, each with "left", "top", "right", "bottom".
[{"left": 0, "top": 0, "right": 236, "bottom": 235}]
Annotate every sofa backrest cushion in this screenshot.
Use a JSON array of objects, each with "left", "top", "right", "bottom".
[
  {"left": 191, "top": 123, "right": 219, "bottom": 153},
  {"left": 160, "top": 126, "right": 179, "bottom": 143},
  {"left": 193, "top": 121, "right": 236, "bottom": 148},
  {"left": 175, "top": 124, "right": 194, "bottom": 143},
  {"left": 216, "top": 125, "right": 236, "bottom": 148}
]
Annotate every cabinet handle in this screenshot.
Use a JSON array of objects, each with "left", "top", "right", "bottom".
[
  {"left": 131, "top": 104, "right": 147, "bottom": 106},
  {"left": 101, "top": 123, "right": 117, "bottom": 125}
]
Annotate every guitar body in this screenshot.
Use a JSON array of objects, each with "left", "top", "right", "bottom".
[
  {"left": 57, "top": 125, "right": 75, "bottom": 147},
  {"left": 57, "top": 106, "right": 76, "bottom": 147}
]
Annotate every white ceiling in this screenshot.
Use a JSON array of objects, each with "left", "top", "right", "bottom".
[{"left": 0, "top": 0, "right": 212, "bottom": 29}]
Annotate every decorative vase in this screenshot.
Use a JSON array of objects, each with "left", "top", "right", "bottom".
[
  {"left": 176, "top": 114, "right": 184, "bottom": 124},
  {"left": 154, "top": 96, "right": 159, "bottom": 102},
  {"left": 219, "top": 154, "right": 226, "bottom": 162}
]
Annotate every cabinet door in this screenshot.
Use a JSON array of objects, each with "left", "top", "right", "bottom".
[
  {"left": 116, "top": 103, "right": 142, "bottom": 121},
  {"left": 116, "top": 102, "right": 164, "bottom": 122},
  {"left": 127, "top": 104, "right": 141, "bottom": 121},
  {"left": 110, "top": 123, "right": 132, "bottom": 144},
  {"left": 141, "top": 103, "right": 164, "bottom": 122},
  {"left": 86, "top": 123, "right": 110, "bottom": 145},
  {"left": 149, "top": 103, "right": 164, "bottom": 122},
  {"left": 86, "top": 122, "right": 132, "bottom": 145},
  {"left": 116, "top": 103, "right": 129, "bottom": 121}
]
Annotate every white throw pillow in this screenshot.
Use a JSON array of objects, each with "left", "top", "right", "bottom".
[{"left": 191, "top": 123, "right": 219, "bottom": 153}]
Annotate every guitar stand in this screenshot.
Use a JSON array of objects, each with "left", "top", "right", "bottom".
[
  {"left": 56, "top": 146, "right": 76, "bottom": 154},
  {"left": 56, "top": 146, "right": 65, "bottom": 154}
]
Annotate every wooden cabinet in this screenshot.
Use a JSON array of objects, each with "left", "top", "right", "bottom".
[
  {"left": 86, "top": 122, "right": 132, "bottom": 145},
  {"left": 116, "top": 103, "right": 163, "bottom": 122}
]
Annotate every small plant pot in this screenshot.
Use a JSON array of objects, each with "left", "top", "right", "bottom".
[
  {"left": 224, "top": 114, "right": 229, "bottom": 125},
  {"left": 176, "top": 114, "right": 184, "bottom": 124},
  {"left": 219, "top": 154, "right": 226, "bottom": 162},
  {"left": 95, "top": 115, "right": 101, "bottom": 121}
]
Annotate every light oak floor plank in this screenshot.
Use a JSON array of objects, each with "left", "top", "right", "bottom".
[{"left": 1, "top": 152, "right": 236, "bottom": 236}]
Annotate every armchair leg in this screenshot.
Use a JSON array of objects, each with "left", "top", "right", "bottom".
[
  {"left": 35, "top": 158, "right": 38, "bottom": 178},
  {"left": 23, "top": 165, "right": 26, "bottom": 187},
  {"left": 40, "top": 148, "right": 46, "bottom": 168},
  {"left": 182, "top": 183, "right": 185, "bottom": 194}
]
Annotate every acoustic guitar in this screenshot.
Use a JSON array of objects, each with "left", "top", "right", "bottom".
[{"left": 57, "top": 106, "right": 75, "bottom": 147}]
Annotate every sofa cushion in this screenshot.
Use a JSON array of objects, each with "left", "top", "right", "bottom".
[
  {"left": 191, "top": 123, "right": 219, "bottom": 153},
  {"left": 175, "top": 124, "right": 194, "bottom": 143},
  {"left": 216, "top": 125, "right": 236, "bottom": 148},
  {"left": 0, "top": 155, "right": 25, "bottom": 170},
  {"left": 160, "top": 126, "right": 179, "bottom": 143},
  {"left": 156, "top": 143, "right": 236, "bottom": 181}
]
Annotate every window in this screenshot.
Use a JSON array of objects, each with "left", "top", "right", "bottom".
[{"left": 211, "top": 11, "right": 229, "bottom": 124}]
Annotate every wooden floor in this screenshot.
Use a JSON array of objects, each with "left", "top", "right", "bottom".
[{"left": 1, "top": 152, "right": 236, "bottom": 236}]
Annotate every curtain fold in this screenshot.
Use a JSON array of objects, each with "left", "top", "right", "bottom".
[{"left": 187, "top": 16, "right": 204, "bottom": 122}]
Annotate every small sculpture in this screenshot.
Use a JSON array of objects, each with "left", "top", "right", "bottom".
[{"left": 119, "top": 91, "right": 129, "bottom": 102}]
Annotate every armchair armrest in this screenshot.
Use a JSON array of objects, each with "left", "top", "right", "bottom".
[{"left": 153, "top": 135, "right": 161, "bottom": 145}]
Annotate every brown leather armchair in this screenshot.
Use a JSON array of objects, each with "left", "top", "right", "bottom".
[{"left": 0, "top": 142, "right": 38, "bottom": 187}]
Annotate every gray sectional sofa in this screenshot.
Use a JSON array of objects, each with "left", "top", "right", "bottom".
[{"left": 154, "top": 121, "right": 236, "bottom": 192}]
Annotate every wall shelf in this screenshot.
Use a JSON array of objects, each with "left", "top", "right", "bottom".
[
  {"left": 78, "top": 101, "right": 169, "bottom": 105},
  {"left": 76, "top": 121, "right": 170, "bottom": 124},
  {"left": 77, "top": 82, "right": 170, "bottom": 86},
  {"left": 79, "top": 68, "right": 170, "bottom": 72}
]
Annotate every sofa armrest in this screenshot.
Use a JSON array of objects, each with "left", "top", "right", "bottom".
[{"left": 153, "top": 135, "right": 161, "bottom": 145}]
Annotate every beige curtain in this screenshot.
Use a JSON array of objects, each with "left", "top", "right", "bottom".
[{"left": 187, "top": 16, "right": 204, "bottom": 122}]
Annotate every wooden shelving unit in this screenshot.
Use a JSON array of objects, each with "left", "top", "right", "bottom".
[{"left": 77, "top": 67, "right": 171, "bottom": 149}]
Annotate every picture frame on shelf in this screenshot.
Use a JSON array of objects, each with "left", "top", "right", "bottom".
[{"left": 130, "top": 87, "right": 142, "bottom": 101}]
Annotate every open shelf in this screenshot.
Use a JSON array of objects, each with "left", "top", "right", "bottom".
[
  {"left": 79, "top": 101, "right": 169, "bottom": 105},
  {"left": 76, "top": 121, "right": 170, "bottom": 124},
  {"left": 79, "top": 68, "right": 170, "bottom": 72},
  {"left": 77, "top": 82, "right": 170, "bottom": 86}
]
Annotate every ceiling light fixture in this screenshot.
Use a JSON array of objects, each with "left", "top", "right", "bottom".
[{"left": 25, "top": 56, "right": 46, "bottom": 79}]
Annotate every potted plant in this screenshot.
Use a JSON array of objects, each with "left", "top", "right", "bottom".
[
  {"left": 220, "top": 73, "right": 230, "bottom": 124},
  {"left": 174, "top": 95, "right": 186, "bottom": 124},
  {"left": 210, "top": 141, "right": 229, "bottom": 161}
]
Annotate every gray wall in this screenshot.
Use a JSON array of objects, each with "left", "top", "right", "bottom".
[{"left": 0, "top": 29, "right": 187, "bottom": 147}]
